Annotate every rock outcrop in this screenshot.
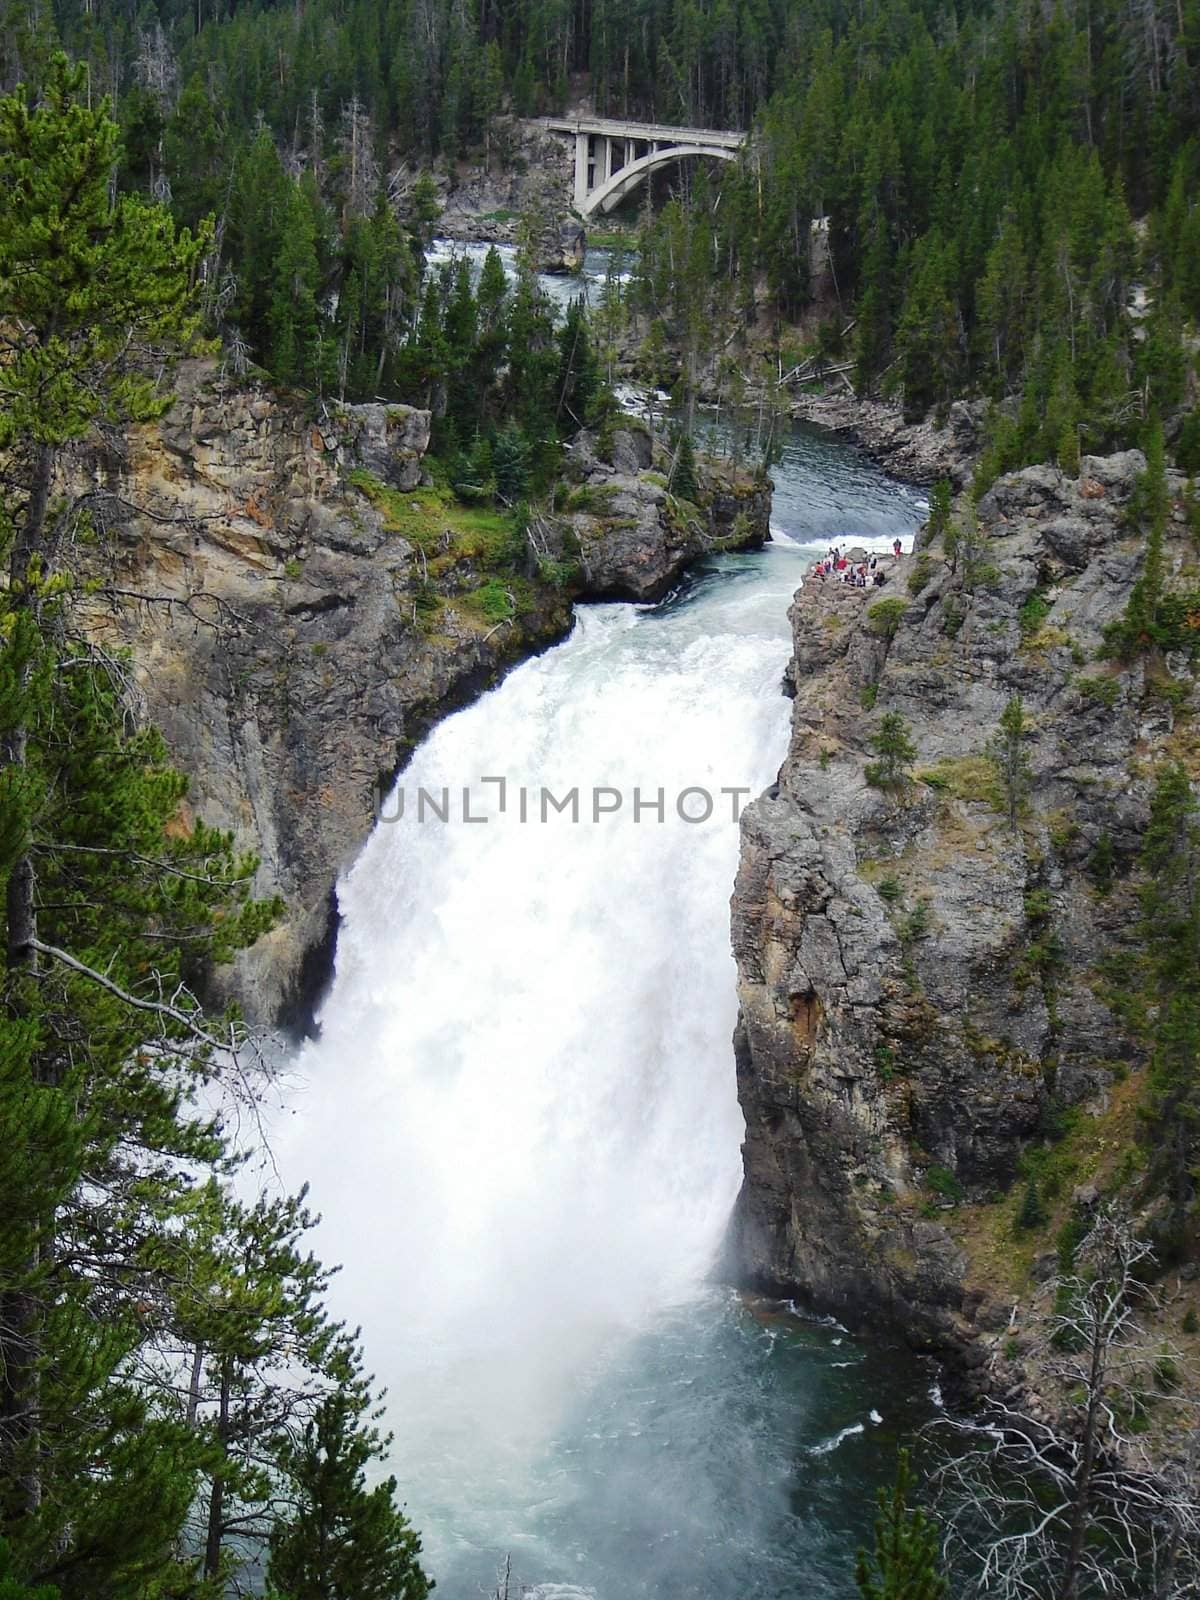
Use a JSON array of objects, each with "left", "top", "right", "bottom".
[
  {"left": 789, "top": 391, "right": 984, "bottom": 486},
  {"left": 730, "top": 449, "right": 1195, "bottom": 1376},
  {"left": 84, "top": 362, "right": 766, "bottom": 1025}
]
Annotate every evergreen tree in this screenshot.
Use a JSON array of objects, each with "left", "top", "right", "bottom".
[
  {"left": 271, "top": 179, "right": 323, "bottom": 386},
  {"left": 855, "top": 1450, "right": 946, "bottom": 1600},
  {"left": 493, "top": 421, "right": 530, "bottom": 503},
  {"left": 555, "top": 299, "right": 602, "bottom": 436},
  {"left": 267, "top": 1391, "right": 431, "bottom": 1600},
  {"left": 865, "top": 713, "right": 916, "bottom": 790},
  {"left": 669, "top": 431, "right": 700, "bottom": 501},
  {"left": 989, "top": 695, "right": 1033, "bottom": 830},
  {"left": 1138, "top": 762, "right": 1200, "bottom": 1253}
]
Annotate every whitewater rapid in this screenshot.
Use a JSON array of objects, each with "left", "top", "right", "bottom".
[{"left": 275, "top": 421, "right": 929, "bottom": 1598}]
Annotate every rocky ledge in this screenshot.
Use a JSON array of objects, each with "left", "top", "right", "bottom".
[
  {"left": 83, "top": 361, "right": 766, "bottom": 1025},
  {"left": 730, "top": 447, "right": 1195, "bottom": 1381},
  {"left": 789, "top": 390, "right": 984, "bottom": 488}
]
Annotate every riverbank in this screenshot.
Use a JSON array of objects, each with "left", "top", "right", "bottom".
[{"left": 787, "top": 388, "right": 984, "bottom": 488}]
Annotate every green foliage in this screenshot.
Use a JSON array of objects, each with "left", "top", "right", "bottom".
[
  {"left": 855, "top": 1450, "right": 946, "bottom": 1600},
  {"left": 1102, "top": 422, "right": 1199, "bottom": 660},
  {"left": 867, "top": 599, "right": 906, "bottom": 641},
  {"left": 0, "top": 1544, "right": 56, "bottom": 1600},
  {"left": 1019, "top": 590, "right": 1053, "bottom": 639},
  {"left": 899, "top": 900, "right": 932, "bottom": 945},
  {"left": 0, "top": 54, "right": 206, "bottom": 472},
  {"left": 860, "top": 683, "right": 879, "bottom": 710},
  {"left": 473, "top": 578, "right": 515, "bottom": 622},
  {"left": 865, "top": 713, "right": 917, "bottom": 790},
  {"left": 906, "top": 554, "right": 934, "bottom": 596},
  {"left": 1075, "top": 674, "right": 1120, "bottom": 708},
  {"left": 1088, "top": 831, "right": 1117, "bottom": 894},
  {"left": 0, "top": 58, "right": 428, "bottom": 1600},
  {"left": 926, "top": 1165, "right": 964, "bottom": 1204},
  {"left": 1015, "top": 1178, "right": 1048, "bottom": 1233},
  {"left": 989, "top": 695, "right": 1033, "bottom": 829},
  {"left": 669, "top": 432, "right": 701, "bottom": 503},
  {"left": 927, "top": 481, "right": 952, "bottom": 543},
  {"left": 1136, "top": 762, "right": 1200, "bottom": 1253},
  {"left": 267, "top": 1392, "right": 430, "bottom": 1600}
]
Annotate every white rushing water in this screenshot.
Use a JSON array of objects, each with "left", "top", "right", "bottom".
[
  {"left": 275, "top": 422, "right": 929, "bottom": 1597},
  {"left": 277, "top": 550, "right": 802, "bottom": 1564}
]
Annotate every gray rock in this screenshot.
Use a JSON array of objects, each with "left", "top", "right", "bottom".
[{"left": 730, "top": 447, "right": 1172, "bottom": 1373}]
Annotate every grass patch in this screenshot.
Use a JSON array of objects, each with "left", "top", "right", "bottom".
[
  {"left": 917, "top": 754, "right": 999, "bottom": 804},
  {"left": 347, "top": 470, "right": 517, "bottom": 564}
]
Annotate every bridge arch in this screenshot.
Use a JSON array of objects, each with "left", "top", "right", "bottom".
[{"left": 579, "top": 143, "right": 738, "bottom": 218}]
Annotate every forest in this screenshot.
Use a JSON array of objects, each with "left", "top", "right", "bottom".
[
  {"left": 0, "top": 0, "right": 1197, "bottom": 473},
  {"left": 1, "top": 0, "right": 1199, "bottom": 1590}
]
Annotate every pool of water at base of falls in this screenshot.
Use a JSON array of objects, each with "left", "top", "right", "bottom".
[{"left": 274, "top": 417, "right": 934, "bottom": 1600}]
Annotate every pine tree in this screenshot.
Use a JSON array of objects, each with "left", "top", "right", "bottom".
[
  {"left": 267, "top": 1391, "right": 431, "bottom": 1600},
  {"left": 865, "top": 713, "right": 916, "bottom": 790},
  {"left": 555, "top": 299, "right": 602, "bottom": 436},
  {"left": 1138, "top": 762, "right": 1200, "bottom": 1253},
  {"left": 271, "top": 179, "right": 322, "bottom": 386},
  {"left": 493, "top": 421, "right": 530, "bottom": 503},
  {"left": 989, "top": 695, "right": 1033, "bottom": 829},
  {"left": 670, "top": 432, "right": 700, "bottom": 501},
  {"left": 855, "top": 1450, "right": 946, "bottom": 1600}
]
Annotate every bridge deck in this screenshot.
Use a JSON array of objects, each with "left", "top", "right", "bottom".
[{"left": 537, "top": 115, "right": 745, "bottom": 148}]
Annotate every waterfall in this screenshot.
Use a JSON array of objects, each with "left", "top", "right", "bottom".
[
  {"left": 276, "top": 558, "right": 798, "bottom": 1565},
  {"left": 274, "top": 427, "right": 930, "bottom": 1596}
]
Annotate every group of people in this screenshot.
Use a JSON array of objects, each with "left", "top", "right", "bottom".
[{"left": 810, "top": 537, "right": 904, "bottom": 589}]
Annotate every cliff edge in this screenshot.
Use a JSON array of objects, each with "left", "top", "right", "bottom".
[
  {"left": 83, "top": 361, "right": 767, "bottom": 1025},
  {"left": 730, "top": 448, "right": 1198, "bottom": 1381}
]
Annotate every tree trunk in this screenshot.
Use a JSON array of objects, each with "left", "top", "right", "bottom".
[
  {"left": 1059, "top": 1313, "right": 1105, "bottom": 1600},
  {"left": 204, "top": 1361, "right": 232, "bottom": 1579}
]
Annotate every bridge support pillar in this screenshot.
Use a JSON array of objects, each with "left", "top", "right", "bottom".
[{"left": 573, "top": 131, "right": 589, "bottom": 210}]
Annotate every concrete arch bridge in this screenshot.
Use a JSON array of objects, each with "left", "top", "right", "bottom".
[{"left": 536, "top": 116, "right": 746, "bottom": 218}]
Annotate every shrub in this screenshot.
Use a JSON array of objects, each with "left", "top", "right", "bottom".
[
  {"left": 907, "top": 553, "right": 935, "bottom": 595},
  {"left": 474, "top": 579, "right": 515, "bottom": 622},
  {"left": 1019, "top": 589, "right": 1052, "bottom": 638},
  {"left": 868, "top": 598, "right": 907, "bottom": 641},
  {"left": 900, "top": 899, "right": 932, "bottom": 944},
  {"left": 927, "top": 1164, "right": 964, "bottom": 1204},
  {"left": 1076, "top": 673, "right": 1120, "bottom": 707},
  {"left": 860, "top": 683, "right": 879, "bottom": 710}
]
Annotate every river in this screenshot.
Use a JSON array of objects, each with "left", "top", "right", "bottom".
[{"left": 275, "top": 257, "right": 936, "bottom": 1599}]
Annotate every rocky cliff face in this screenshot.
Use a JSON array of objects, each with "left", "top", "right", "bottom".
[
  {"left": 84, "top": 361, "right": 766, "bottom": 1026},
  {"left": 730, "top": 449, "right": 1194, "bottom": 1376}
]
